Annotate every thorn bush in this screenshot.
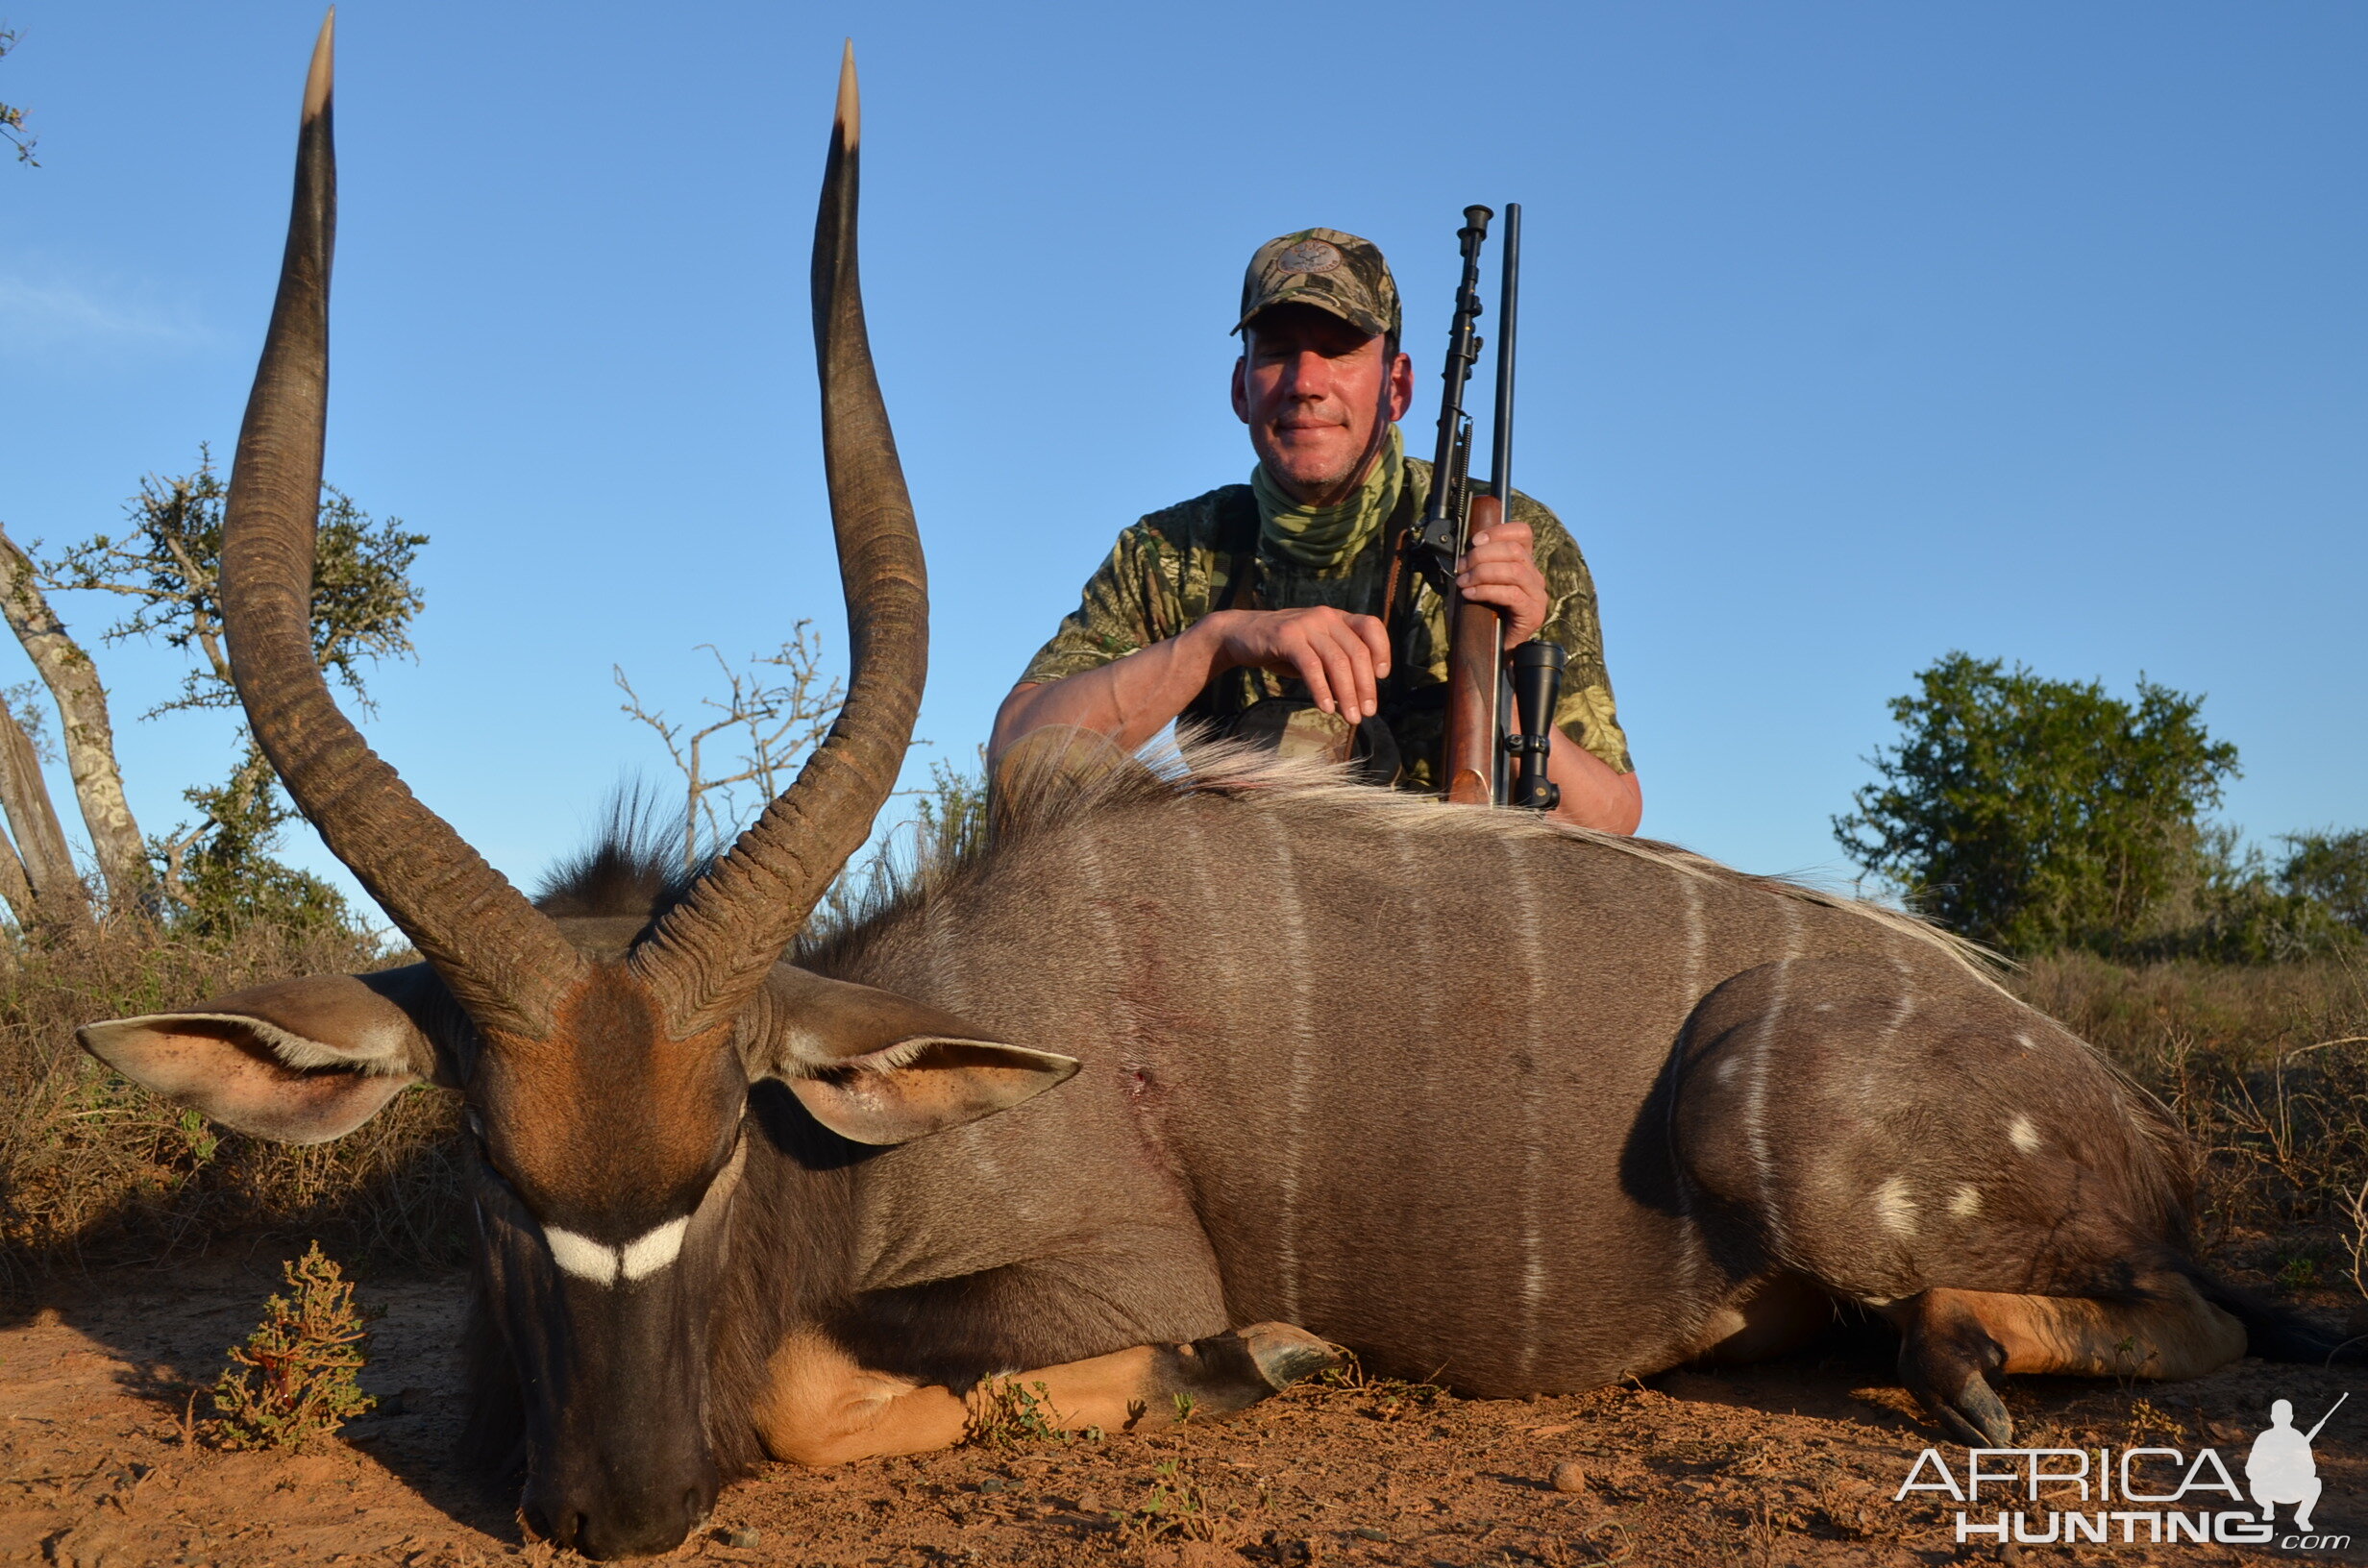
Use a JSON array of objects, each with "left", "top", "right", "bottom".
[{"left": 209, "top": 1240, "right": 381, "bottom": 1449}]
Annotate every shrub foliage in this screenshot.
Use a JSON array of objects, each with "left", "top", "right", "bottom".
[
  {"left": 0, "top": 918, "right": 464, "bottom": 1292},
  {"left": 1834, "top": 653, "right": 2239, "bottom": 953},
  {"left": 210, "top": 1240, "right": 381, "bottom": 1449}
]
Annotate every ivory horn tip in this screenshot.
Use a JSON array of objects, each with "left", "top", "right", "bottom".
[
  {"left": 303, "top": 8, "right": 336, "bottom": 121},
  {"left": 834, "top": 39, "right": 858, "bottom": 149}
]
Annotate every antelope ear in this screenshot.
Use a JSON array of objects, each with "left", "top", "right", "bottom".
[
  {"left": 741, "top": 965, "right": 1080, "bottom": 1145},
  {"left": 76, "top": 964, "right": 465, "bottom": 1145}
]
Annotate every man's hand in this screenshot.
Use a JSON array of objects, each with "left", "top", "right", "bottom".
[
  {"left": 1193, "top": 607, "right": 1393, "bottom": 723},
  {"left": 990, "top": 604, "right": 1392, "bottom": 761},
  {"left": 1456, "top": 519, "right": 1549, "bottom": 646}
]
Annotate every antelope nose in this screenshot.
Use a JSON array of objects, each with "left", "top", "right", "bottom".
[
  {"left": 571, "top": 1505, "right": 696, "bottom": 1561},
  {"left": 530, "top": 1485, "right": 704, "bottom": 1561}
]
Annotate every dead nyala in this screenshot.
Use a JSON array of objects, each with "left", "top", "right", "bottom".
[{"left": 79, "top": 18, "right": 2351, "bottom": 1564}]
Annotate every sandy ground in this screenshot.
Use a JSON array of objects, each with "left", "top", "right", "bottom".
[{"left": 2, "top": 1259, "right": 2363, "bottom": 1568}]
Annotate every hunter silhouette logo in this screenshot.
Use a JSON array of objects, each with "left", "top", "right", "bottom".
[
  {"left": 1890, "top": 1392, "right": 2348, "bottom": 1550},
  {"left": 2249, "top": 1393, "right": 2344, "bottom": 1534}
]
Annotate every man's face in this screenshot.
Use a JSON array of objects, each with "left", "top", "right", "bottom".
[{"left": 1232, "top": 304, "right": 1415, "bottom": 502}]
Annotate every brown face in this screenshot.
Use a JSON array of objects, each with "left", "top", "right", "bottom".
[
  {"left": 464, "top": 966, "right": 751, "bottom": 1558},
  {"left": 473, "top": 968, "right": 746, "bottom": 1250}
]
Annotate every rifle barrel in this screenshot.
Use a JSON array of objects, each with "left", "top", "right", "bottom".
[{"left": 1490, "top": 202, "right": 1520, "bottom": 529}]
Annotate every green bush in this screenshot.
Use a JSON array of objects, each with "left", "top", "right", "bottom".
[
  {"left": 2282, "top": 829, "right": 2368, "bottom": 935},
  {"left": 1834, "top": 653, "right": 2239, "bottom": 954},
  {"left": 209, "top": 1241, "right": 381, "bottom": 1449}
]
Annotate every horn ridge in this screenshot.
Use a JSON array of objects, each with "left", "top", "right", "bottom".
[
  {"left": 220, "top": 12, "right": 585, "bottom": 1041},
  {"left": 634, "top": 46, "right": 929, "bottom": 1039}
]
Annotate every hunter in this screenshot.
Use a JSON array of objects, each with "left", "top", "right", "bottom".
[{"left": 990, "top": 228, "right": 1642, "bottom": 833}]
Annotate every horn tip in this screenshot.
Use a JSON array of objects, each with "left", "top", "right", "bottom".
[
  {"left": 834, "top": 39, "right": 858, "bottom": 149},
  {"left": 304, "top": 8, "right": 335, "bottom": 121}
]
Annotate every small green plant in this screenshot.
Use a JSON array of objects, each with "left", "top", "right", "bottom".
[
  {"left": 1107, "top": 1459, "right": 1265, "bottom": 1554},
  {"left": 1172, "top": 1389, "right": 1196, "bottom": 1424},
  {"left": 1112, "top": 1459, "right": 1211, "bottom": 1550},
  {"left": 176, "top": 1108, "right": 218, "bottom": 1166},
  {"left": 968, "top": 1376, "right": 1065, "bottom": 1448},
  {"left": 209, "top": 1241, "right": 381, "bottom": 1449},
  {"left": 2275, "top": 1248, "right": 2326, "bottom": 1292},
  {"left": 1307, "top": 1347, "right": 1446, "bottom": 1422}
]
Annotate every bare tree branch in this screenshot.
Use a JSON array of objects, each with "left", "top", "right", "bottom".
[
  {"left": 1, "top": 27, "right": 37, "bottom": 169},
  {"left": 615, "top": 623, "right": 847, "bottom": 875}
]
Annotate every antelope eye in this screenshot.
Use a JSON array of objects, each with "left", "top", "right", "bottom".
[{"left": 464, "top": 1126, "right": 532, "bottom": 1209}]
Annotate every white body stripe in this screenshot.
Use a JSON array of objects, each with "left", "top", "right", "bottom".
[
  {"left": 1505, "top": 838, "right": 1551, "bottom": 1376},
  {"left": 1264, "top": 816, "right": 1312, "bottom": 1325},
  {"left": 1745, "top": 904, "right": 1805, "bottom": 1253}
]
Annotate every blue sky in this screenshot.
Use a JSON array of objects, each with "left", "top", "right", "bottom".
[{"left": 2, "top": 1, "right": 2361, "bottom": 915}]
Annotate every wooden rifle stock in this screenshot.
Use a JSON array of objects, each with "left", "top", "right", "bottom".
[{"left": 1443, "top": 495, "right": 1506, "bottom": 804}]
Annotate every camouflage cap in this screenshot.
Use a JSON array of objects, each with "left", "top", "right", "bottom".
[{"left": 1235, "top": 228, "right": 1400, "bottom": 341}]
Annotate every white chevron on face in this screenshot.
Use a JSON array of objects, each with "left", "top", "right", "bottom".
[
  {"left": 543, "top": 1214, "right": 692, "bottom": 1287},
  {"left": 543, "top": 1225, "right": 621, "bottom": 1286}
]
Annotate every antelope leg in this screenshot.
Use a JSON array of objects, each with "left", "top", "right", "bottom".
[
  {"left": 755, "top": 1322, "right": 1337, "bottom": 1466},
  {"left": 1890, "top": 1277, "right": 2246, "bottom": 1446}
]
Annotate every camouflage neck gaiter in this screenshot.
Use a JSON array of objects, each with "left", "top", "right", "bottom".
[{"left": 1251, "top": 425, "right": 1404, "bottom": 572}]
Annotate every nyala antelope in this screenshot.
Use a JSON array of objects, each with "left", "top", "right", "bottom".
[{"left": 81, "top": 18, "right": 2345, "bottom": 1561}]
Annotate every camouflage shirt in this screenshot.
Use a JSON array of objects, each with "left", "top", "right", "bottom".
[{"left": 1020, "top": 455, "right": 1632, "bottom": 791}]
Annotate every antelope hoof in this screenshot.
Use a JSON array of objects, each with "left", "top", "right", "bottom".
[
  {"left": 1918, "top": 1366, "right": 2013, "bottom": 1448},
  {"left": 1146, "top": 1323, "right": 1338, "bottom": 1426},
  {"left": 1233, "top": 1321, "right": 1341, "bottom": 1391},
  {"left": 1898, "top": 1302, "right": 2013, "bottom": 1446}
]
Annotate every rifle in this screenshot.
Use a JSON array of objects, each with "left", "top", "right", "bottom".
[{"left": 1402, "top": 202, "right": 1563, "bottom": 810}]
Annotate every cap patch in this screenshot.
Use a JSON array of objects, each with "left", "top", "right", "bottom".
[{"left": 1275, "top": 239, "right": 1344, "bottom": 275}]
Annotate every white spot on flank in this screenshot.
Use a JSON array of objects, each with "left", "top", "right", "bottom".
[
  {"left": 2014, "top": 1031, "right": 2036, "bottom": 1051},
  {"left": 545, "top": 1215, "right": 692, "bottom": 1287},
  {"left": 2008, "top": 1115, "right": 2041, "bottom": 1153},
  {"left": 1949, "top": 1185, "right": 1982, "bottom": 1220},
  {"left": 1873, "top": 1176, "right": 1917, "bottom": 1237}
]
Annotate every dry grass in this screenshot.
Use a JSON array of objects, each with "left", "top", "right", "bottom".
[
  {"left": 0, "top": 919, "right": 465, "bottom": 1296},
  {"left": 2014, "top": 949, "right": 2368, "bottom": 1290}
]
